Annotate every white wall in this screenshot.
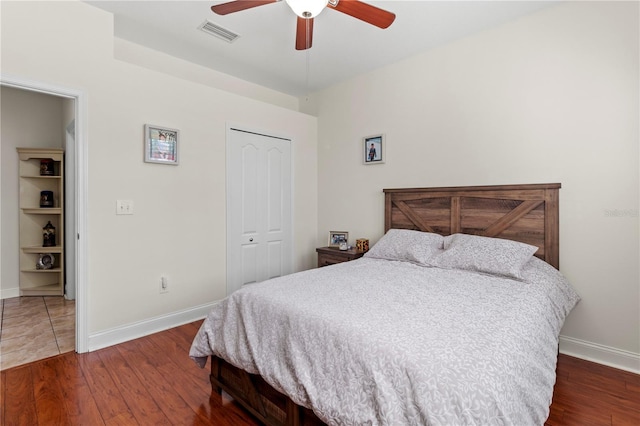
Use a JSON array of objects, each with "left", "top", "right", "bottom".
[
  {"left": 1, "top": 87, "right": 64, "bottom": 299},
  {"left": 1, "top": 1, "right": 317, "bottom": 342},
  {"left": 113, "top": 38, "right": 300, "bottom": 112},
  {"left": 308, "top": 1, "right": 639, "bottom": 371}
]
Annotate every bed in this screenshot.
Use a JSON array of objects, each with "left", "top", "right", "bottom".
[{"left": 190, "top": 183, "right": 580, "bottom": 425}]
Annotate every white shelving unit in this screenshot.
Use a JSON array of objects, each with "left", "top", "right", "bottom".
[{"left": 17, "top": 147, "right": 65, "bottom": 296}]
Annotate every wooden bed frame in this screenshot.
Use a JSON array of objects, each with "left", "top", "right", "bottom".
[
  {"left": 384, "top": 183, "right": 560, "bottom": 268},
  {"left": 209, "top": 183, "right": 561, "bottom": 425}
]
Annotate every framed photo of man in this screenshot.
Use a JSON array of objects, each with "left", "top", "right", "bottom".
[{"left": 363, "top": 134, "right": 385, "bottom": 165}]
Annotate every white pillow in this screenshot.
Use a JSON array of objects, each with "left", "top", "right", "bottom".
[
  {"left": 363, "top": 229, "right": 444, "bottom": 266},
  {"left": 431, "top": 233, "right": 538, "bottom": 279}
]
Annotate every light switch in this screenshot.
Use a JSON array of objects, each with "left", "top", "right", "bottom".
[{"left": 116, "top": 200, "right": 134, "bottom": 215}]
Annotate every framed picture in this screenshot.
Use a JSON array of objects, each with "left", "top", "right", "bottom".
[
  {"left": 328, "top": 231, "right": 349, "bottom": 247},
  {"left": 144, "top": 124, "right": 179, "bottom": 165},
  {"left": 363, "top": 134, "right": 384, "bottom": 165}
]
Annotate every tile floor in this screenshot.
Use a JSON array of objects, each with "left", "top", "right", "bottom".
[{"left": 0, "top": 296, "right": 75, "bottom": 371}]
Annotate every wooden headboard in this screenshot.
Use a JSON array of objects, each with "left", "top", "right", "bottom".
[{"left": 384, "top": 183, "right": 561, "bottom": 269}]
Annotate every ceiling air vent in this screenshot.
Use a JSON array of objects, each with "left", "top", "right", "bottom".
[{"left": 198, "top": 20, "right": 240, "bottom": 43}]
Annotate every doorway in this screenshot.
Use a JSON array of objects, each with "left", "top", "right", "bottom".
[
  {"left": 226, "top": 127, "right": 293, "bottom": 295},
  {"left": 0, "top": 75, "right": 88, "bottom": 358}
]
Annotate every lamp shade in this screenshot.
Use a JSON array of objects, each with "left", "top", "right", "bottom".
[{"left": 285, "top": 0, "right": 328, "bottom": 18}]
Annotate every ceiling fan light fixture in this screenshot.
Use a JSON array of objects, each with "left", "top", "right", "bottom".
[{"left": 285, "top": 0, "right": 329, "bottom": 18}]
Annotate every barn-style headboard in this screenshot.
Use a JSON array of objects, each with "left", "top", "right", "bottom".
[{"left": 384, "top": 183, "right": 561, "bottom": 269}]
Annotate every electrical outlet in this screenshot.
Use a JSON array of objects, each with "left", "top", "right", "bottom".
[
  {"left": 160, "top": 275, "right": 169, "bottom": 293},
  {"left": 116, "top": 200, "right": 134, "bottom": 215}
]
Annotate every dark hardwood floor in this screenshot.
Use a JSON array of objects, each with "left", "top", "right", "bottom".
[
  {"left": 546, "top": 354, "right": 640, "bottom": 425},
  {"left": 1, "top": 321, "right": 638, "bottom": 425}
]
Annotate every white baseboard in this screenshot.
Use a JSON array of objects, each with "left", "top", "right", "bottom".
[
  {"left": 559, "top": 335, "right": 640, "bottom": 374},
  {"left": 88, "top": 302, "right": 217, "bottom": 352},
  {"left": 0, "top": 287, "right": 20, "bottom": 300}
]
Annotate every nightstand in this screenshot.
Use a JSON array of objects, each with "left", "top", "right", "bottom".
[{"left": 316, "top": 246, "right": 366, "bottom": 267}]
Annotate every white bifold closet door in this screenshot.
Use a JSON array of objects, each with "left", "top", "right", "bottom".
[{"left": 226, "top": 127, "right": 292, "bottom": 295}]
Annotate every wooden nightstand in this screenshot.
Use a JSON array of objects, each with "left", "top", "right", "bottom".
[{"left": 316, "top": 247, "right": 366, "bottom": 267}]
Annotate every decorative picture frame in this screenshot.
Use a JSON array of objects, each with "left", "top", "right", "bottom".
[
  {"left": 363, "top": 134, "right": 385, "bottom": 165},
  {"left": 144, "top": 124, "right": 179, "bottom": 165},
  {"left": 328, "top": 231, "right": 349, "bottom": 248}
]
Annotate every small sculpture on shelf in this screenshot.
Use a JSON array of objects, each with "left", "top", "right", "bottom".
[{"left": 43, "top": 221, "right": 56, "bottom": 247}]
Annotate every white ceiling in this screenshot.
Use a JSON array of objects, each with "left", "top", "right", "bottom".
[{"left": 85, "top": 1, "right": 558, "bottom": 97}]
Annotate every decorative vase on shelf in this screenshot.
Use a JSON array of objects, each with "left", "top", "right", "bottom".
[
  {"left": 40, "top": 190, "right": 54, "bottom": 208},
  {"left": 40, "top": 159, "right": 54, "bottom": 176}
]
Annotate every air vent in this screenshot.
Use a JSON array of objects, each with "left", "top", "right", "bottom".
[{"left": 198, "top": 20, "right": 240, "bottom": 43}]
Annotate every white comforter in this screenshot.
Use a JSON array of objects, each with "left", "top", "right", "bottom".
[{"left": 190, "top": 257, "right": 579, "bottom": 425}]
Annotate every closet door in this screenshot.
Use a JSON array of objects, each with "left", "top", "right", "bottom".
[{"left": 226, "top": 128, "right": 292, "bottom": 295}]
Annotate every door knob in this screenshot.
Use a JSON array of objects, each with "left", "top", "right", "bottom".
[{"left": 249, "top": 238, "right": 254, "bottom": 242}]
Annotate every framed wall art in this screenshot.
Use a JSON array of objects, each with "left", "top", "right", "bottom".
[
  {"left": 144, "top": 124, "right": 179, "bottom": 165},
  {"left": 363, "top": 134, "right": 384, "bottom": 165}
]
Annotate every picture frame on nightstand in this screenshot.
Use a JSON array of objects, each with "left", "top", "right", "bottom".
[{"left": 328, "top": 231, "right": 349, "bottom": 248}]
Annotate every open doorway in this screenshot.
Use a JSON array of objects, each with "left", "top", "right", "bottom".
[{"left": 0, "top": 76, "right": 88, "bottom": 368}]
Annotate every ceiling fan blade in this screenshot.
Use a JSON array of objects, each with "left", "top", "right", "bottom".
[
  {"left": 330, "top": 0, "right": 395, "bottom": 29},
  {"left": 211, "top": 0, "right": 278, "bottom": 15},
  {"left": 295, "top": 17, "right": 314, "bottom": 50}
]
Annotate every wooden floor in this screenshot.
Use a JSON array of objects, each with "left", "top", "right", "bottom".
[
  {"left": 1, "top": 321, "right": 638, "bottom": 426},
  {"left": 546, "top": 354, "right": 640, "bottom": 425}
]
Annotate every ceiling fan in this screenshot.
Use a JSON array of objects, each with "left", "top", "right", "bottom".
[{"left": 211, "top": 0, "right": 396, "bottom": 50}]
